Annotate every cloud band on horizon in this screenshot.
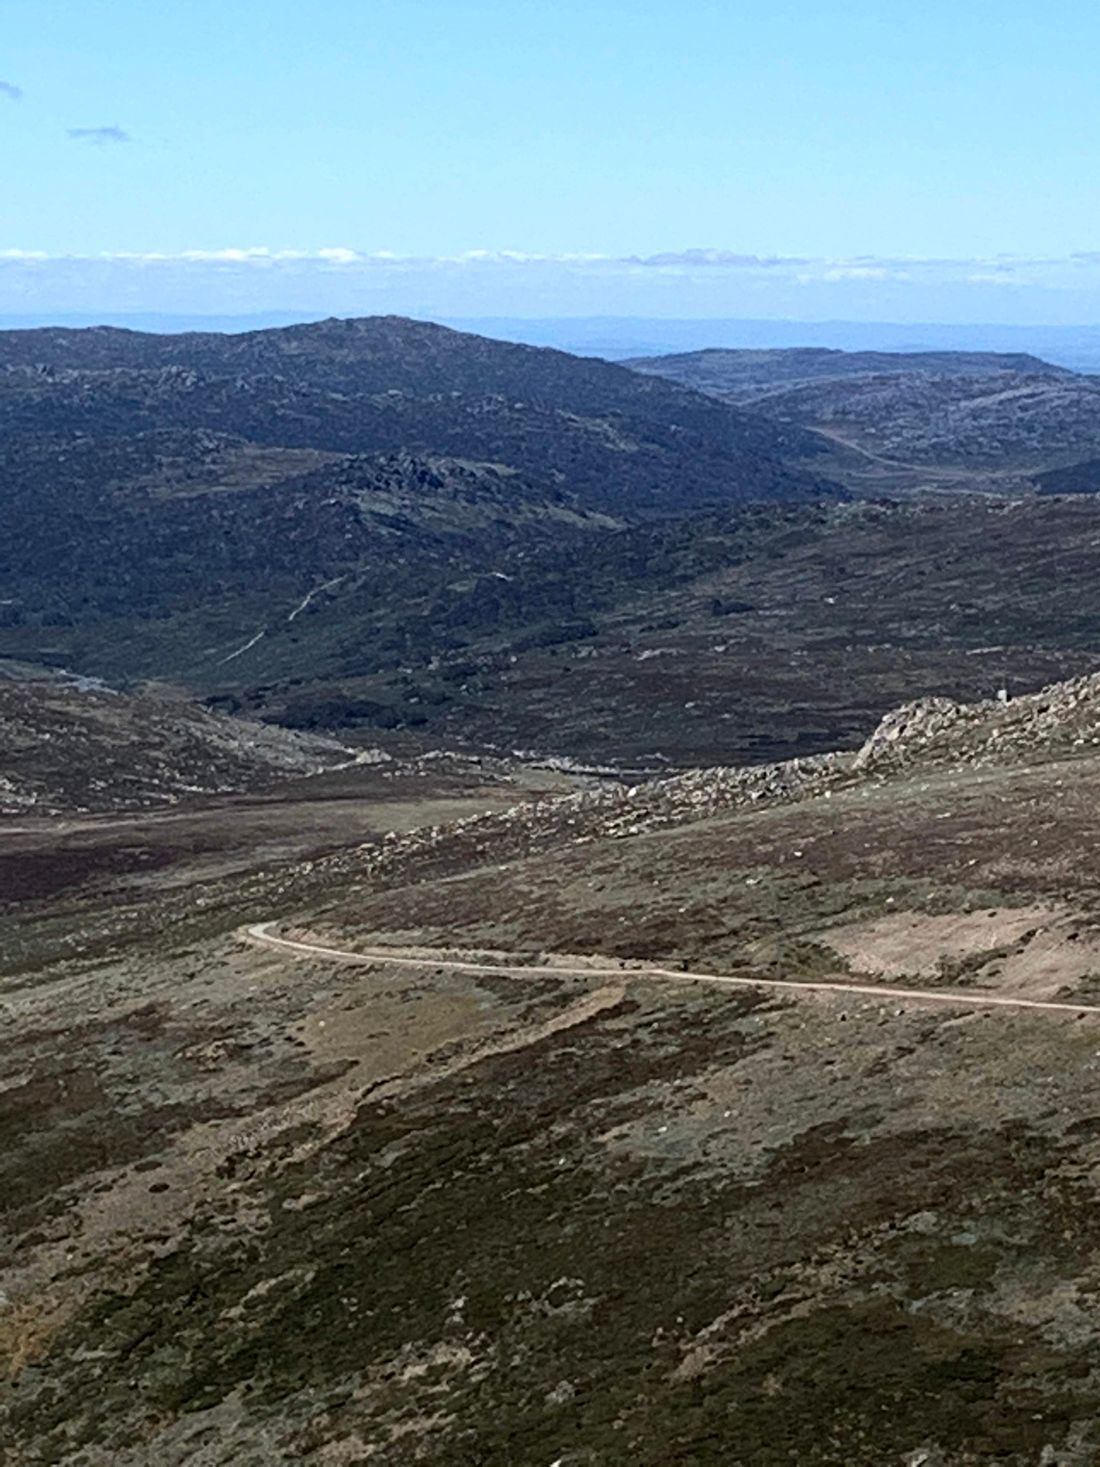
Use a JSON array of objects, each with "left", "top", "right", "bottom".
[
  {"left": 2, "top": 246, "right": 1099, "bottom": 276},
  {"left": 4, "top": 247, "right": 1100, "bottom": 325}
]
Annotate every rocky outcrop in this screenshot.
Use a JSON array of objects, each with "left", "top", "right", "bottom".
[
  {"left": 853, "top": 697, "right": 963, "bottom": 769},
  {"left": 855, "top": 670, "right": 1100, "bottom": 772}
]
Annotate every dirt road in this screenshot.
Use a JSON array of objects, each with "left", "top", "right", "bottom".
[{"left": 247, "top": 923, "right": 1100, "bottom": 1018}]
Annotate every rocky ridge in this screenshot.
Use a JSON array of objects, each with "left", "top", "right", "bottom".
[
  {"left": 626, "top": 345, "right": 1070, "bottom": 398},
  {"left": 626, "top": 347, "right": 1099, "bottom": 475},
  {"left": 342, "top": 754, "right": 851, "bottom": 899},
  {"left": 334, "top": 668, "right": 1100, "bottom": 897}
]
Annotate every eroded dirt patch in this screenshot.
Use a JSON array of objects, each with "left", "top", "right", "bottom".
[{"left": 812, "top": 903, "right": 1100, "bottom": 997}]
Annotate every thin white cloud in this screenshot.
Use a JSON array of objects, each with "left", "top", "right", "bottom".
[
  {"left": 179, "top": 247, "right": 282, "bottom": 262},
  {"left": 965, "top": 272, "right": 1024, "bottom": 287},
  {"left": 455, "top": 249, "right": 612, "bottom": 265},
  {"left": 67, "top": 125, "right": 130, "bottom": 144},
  {"left": 0, "top": 247, "right": 1096, "bottom": 278},
  {"left": 0, "top": 80, "right": 21, "bottom": 101},
  {"left": 106, "top": 246, "right": 366, "bottom": 265},
  {"left": 7, "top": 246, "right": 1100, "bottom": 325},
  {"left": 3, "top": 248, "right": 1100, "bottom": 303},
  {"left": 628, "top": 250, "right": 808, "bottom": 269},
  {"left": 819, "top": 266, "right": 893, "bottom": 282}
]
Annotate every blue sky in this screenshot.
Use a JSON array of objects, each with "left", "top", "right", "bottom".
[{"left": 5, "top": 0, "right": 1100, "bottom": 322}]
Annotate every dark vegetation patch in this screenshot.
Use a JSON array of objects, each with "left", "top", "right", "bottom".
[
  {"left": 1033, "top": 457, "right": 1100, "bottom": 495},
  {"left": 0, "top": 844, "right": 175, "bottom": 904},
  {"left": 0, "top": 1063, "right": 205, "bottom": 1232}
]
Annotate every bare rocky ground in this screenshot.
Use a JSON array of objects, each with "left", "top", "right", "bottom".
[{"left": 7, "top": 682, "right": 1100, "bottom": 1462}]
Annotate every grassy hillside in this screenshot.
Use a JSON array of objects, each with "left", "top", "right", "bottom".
[{"left": 7, "top": 674, "right": 1100, "bottom": 1461}]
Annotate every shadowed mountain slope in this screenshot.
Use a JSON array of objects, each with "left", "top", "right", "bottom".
[
  {"left": 1033, "top": 457, "right": 1100, "bottom": 494},
  {"left": 0, "top": 317, "right": 837, "bottom": 517},
  {"left": 202, "top": 495, "right": 1100, "bottom": 766},
  {"left": 0, "top": 318, "right": 845, "bottom": 740},
  {"left": 7, "top": 319, "right": 1100, "bottom": 771}
]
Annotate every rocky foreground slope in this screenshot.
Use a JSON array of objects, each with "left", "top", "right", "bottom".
[{"left": 9, "top": 666, "right": 1100, "bottom": 1462}]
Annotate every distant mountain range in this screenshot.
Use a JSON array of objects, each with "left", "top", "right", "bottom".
[
  {"left": 8, "top": 313, "right": 1100, "bottom": 371},
  {"left": 627, "top": 345, "right": 1072, "bottom": 392},
  {"left": 0, "top": 316, "right": 834, "bottom": 517},
  {"left": 628, "top": 345, "right": 1100, "bottom": 481},
  {"left": 5, "top": 315, "right": 1100, "bottom": 770}
]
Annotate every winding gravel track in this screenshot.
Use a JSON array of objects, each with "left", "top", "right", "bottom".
[{"left": 247, "top": 923, "right": 1100, "bottom": 1018}]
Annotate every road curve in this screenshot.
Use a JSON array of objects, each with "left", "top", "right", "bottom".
[{"left": 246, "top": 923, "right": 1100, "bottom": 1018}]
